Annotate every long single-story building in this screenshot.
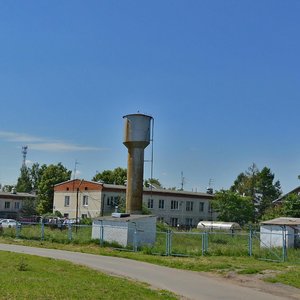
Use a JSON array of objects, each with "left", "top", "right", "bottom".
[
  {"left": 53, "top": 179, "right": 216, "bottom": 227},
  {"left": 0, "top": 189, "right": 36, "bottom": 219}
]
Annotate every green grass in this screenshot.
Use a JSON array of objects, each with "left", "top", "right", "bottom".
[
  {"left": 1, "top": 227, "right": 300, "bottom": 290},
  {"left": 0, "top": 251, "right": 177, "bottom": 300}
]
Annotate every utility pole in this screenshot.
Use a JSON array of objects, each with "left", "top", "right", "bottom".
[{"left": 75, "top": 179, "right": 84, "bottom": 232}]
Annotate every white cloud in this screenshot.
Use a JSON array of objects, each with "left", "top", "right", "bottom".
[
  {"left": 0, "top": 131, "right": 43, "bottom": 143},
  {"left": 0, "top": 130, "right": 104, "bottom": 152},
  {"left": 28, "top": 142, "right": 104, "bottom": 152}
]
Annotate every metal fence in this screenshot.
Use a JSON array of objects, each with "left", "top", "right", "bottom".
[{"left": 1, "top": 223, "right": 299, "bottom": 263}]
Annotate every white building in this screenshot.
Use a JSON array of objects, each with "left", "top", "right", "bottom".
[
  {"left": 53, "top": 179, "right": 216, "bottom": 227},
  {"left": 0, "top": 190, "right": 36, "bottom": 219},
  {"left": 260, "top": 217, "right": 300, "bottom": 248}
]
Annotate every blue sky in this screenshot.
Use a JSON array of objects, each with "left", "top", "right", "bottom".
[{"left": 0, "top": 1, "right": 299, "bottom": 194}]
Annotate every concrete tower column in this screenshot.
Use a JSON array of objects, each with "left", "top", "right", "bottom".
[{"left": 123, "top": 114, "right": 152, "bottom": 215}]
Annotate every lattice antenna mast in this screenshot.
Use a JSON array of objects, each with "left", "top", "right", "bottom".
[
  {"left": 22, "top": 146, "right": 28, "bottom": 168},
  {"left": 180, "top": 171, "right": 185, "bottom": 191},
  {"left": 73, "top": 160, "right": 79, "bottom": 180}
]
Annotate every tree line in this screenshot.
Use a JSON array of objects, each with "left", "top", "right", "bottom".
[
  {"left": 3, "top": 163, "right": 71, "bottom": 216},
  {"left": 212, "top": 163, "right": 300, "bottom": 224}
]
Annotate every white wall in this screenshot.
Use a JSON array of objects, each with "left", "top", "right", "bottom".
[{"left": 260, "top": 225, "right": 296, "bottom": 248}]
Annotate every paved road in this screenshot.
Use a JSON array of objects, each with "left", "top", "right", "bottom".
[{"left": 0, "top": 244, "right": 297, "bottom": 300}]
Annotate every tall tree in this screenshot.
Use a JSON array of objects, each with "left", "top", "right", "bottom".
[
  {"left": 212, "top": 190, "right": 254, "bottom": 225},
  {"left": 16, "top": 166, "right": 32, "bottom": 193},
  {"left": 37, "top": 163, "right": 71, "bottom": 214},
  {"left": 230, "top": 164, "right": 281, "bottom": 220},
  {"left": 256, "top": 167, "right": 281, "bottom": 217},
  {"left": 29, "top": 163, "right": 47, "bottom": 192},
  {"left": 283, "top": 193, "right": 300, "bottom": 217},
  {"left": 230, "top": 163, "right": 259, "bottom": 197},
  {"left": 93, "top": 167, "right": 127, "bottom": 185}
]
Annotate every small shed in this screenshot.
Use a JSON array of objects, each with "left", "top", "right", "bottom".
[
  {"left": 260, "top": 217, "right": 300, "bottom": 248},
  {"left": 92, "top": 214, "right": 156, "bottom": 247},
  {"left": 197, "top": 221, "right": 241, "bottom": 231}
]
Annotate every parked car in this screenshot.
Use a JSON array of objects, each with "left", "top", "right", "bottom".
[{"left": 0, "top": 219, "right": 21, "bottom": 228}]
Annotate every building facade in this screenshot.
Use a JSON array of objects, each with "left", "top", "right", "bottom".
[
  {"left": 0, "top": 190, "right": 36, "bottom": 219},
  {"left": 53, "top": 179, "right": 216, "bottom": 227}
]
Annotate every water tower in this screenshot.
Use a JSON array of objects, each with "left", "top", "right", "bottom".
[
  {"left": 91, "top": 113, "right": 156, "bottom": 247},
  {"left": 123, "top": 113, "right": 153, "bottom": 214}
]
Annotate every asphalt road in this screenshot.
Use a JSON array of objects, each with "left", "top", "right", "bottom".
[{"left": 0, "top": 243, "right": 297, "bottom": 300}]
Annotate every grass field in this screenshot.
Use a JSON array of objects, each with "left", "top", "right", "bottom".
[
  {"left": 1, "top": 236, "right": 300, "bottom": 290},
  {"left": 0, "top": 251, "right": 177, "bottom": 300},
  {"left": 2, "top": 224, "right": 300, "bottom": 263}
]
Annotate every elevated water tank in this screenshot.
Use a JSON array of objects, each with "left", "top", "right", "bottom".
[
  {"left": 123, "top": 113, "right": 152, "bottom": 149},
  {"left": 123, "top": 113, "right": 153, "bottom": 214}
]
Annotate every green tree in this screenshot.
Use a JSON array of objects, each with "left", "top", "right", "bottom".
[
  {"left": 212, "top": 190, "right": 254, "bottom": 225},
  {"left": 29, "top": 163, "right": 47, "bottom": 191},
  {"left": 16, "top": 166, "right": 32, "bottom": 193},
  {"left": 230, "top": 164, "right": 281, "bottom": 220},
  {"left": 283, "top": 193, "right": 300, "bottom": 217},
  {"left": 144, "top": 178, "right": 162, "bottom": 188},
  {"left": 256, "top": 167, "right": 281, "bottom": 217},
  {"left": 230, "top": 163, "right": 259, "bottom": 197},
  {"left": 2, "top": 185, "right": 14, "bottom": 192},
  {"left": 260, "top": 205, "right": 283, "bottom": 221},
  {"left": 37, "top": 163, "right": 71, "bottom": 214},
  {"left": 20, "top": 198, "right": 38, "bottom": 216},
  {"left": 92, "top": 167, "right": 127, "bottom": 185}
]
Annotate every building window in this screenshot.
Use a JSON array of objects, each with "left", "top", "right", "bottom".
[
  {"left": 64, "top": 196, "right": 70, "bottom": 207},
  {"left": 85, "top": 187, "right": 88, "bottom": 190},
  {"left": 83, "top": 195, "right": 88, "bottom": 206},
  {"left": 4, "top": 202, "right": 10, "bottom": 209},
  {"left": 66, "top": 187, "right": 69, "bottom": 191},
  {"left": 81, "top": 214, "right": 87, "bottom": 219},
  {"left": 14, "top": 202, "right": 20, "bottom": 209},
  {"left": 106, "top": 197, "right": 111, "bottom": 206},
  {"left": 199, "top": 202, "right": 204, "bottom": 212},
  {"left": 186, "top": 201, "right": 194, "bottom": 211},
  {"left": 159, "top": 199, "right": 164, "bottom": 209},
  {"left": 171, "top": 217, "right": 178, "bottom": 227},
  {"left": 171, "top": 200, "right": 179, "bottom": 210},
  {"left": 185, "top": 218, "right": 193, "bottom": 227},
  {"left": 147, "top": 198, "right": 153, "bottom": 209}
]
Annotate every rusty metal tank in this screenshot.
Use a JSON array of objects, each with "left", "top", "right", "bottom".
[{"left": 123, "top": 113, "right": 152, "bottom": 214}]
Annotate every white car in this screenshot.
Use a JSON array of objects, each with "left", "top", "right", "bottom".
[{"left": 0, "top": 219, "right": 21, "bottom": 228}]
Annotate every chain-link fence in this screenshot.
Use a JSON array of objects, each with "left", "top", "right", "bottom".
[{"left": 1, "top": 222, "right": 299, "bottom": 263}]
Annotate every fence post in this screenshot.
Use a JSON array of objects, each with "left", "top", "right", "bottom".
[
  {"left": 16, "top": 224, "right": 21, "bottom": 239},
  {"left": 248, "top": 225, "right": 253, "bottom": 257},
  {"left": 165, "top": 230, "right": 169, "bottom": 256},
  {"left": 201, "top": 232, "right": 205, "bottom": 255},
  {"left": 41, "top": 222, "right": 45, "bottom": 241},
  {"left": 201, "top": 231, "right": 209, "bottom": 255},
  {"left": 133, "top": 224, "right": 138, "bottom": 252},
  {"left": 99, "top": 221, "right": 104, "bottom": 247},
  {"left": 166, "top": 229, "right": 172, "bottom": 256},
  {"left": 68, "top": 223, "right": 72, "bottom": 241},
  {"left": 282, "top": 226, "right": 287, "bottom": 262}
]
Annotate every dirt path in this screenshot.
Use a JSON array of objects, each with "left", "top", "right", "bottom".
[{"left": 0, "top": 244, "right": 299, "bottom": 300}]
